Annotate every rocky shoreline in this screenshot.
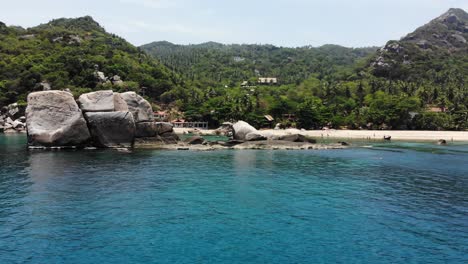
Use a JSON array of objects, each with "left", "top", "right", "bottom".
[
  {"left": 11, "top": 90, "right": 341, "bottom": 151},
  {"left": 23, "top": 90, "right": 178, "bottom": 149},
  {"left": 0, "top": 103, "right": 27, "bottom": 134},
  {"left": 134, "top": 140, "right": 345, "bottom": 151}
]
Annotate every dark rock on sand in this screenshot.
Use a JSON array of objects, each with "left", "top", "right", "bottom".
[
  {"left": 184, "top": 135, "right": 205, "bottom": 145},
  {"left": 279, "top": 134, "right": 317, "bottom": 143}
]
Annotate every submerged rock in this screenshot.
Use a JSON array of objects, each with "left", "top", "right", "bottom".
[
  {"left": 26, "top": 91, "right": 90, "bottom": 147},
  {"left": 438, "top": 139, "right": 447, "bottom": 145},
  {"left": 85, "top": 112, "right": 135, "bottom": 148},
  {"left": 120, "top": 92, "right": 154, "bottom": 123},
  {"left": 184, "top": 135, "right": 205, "bottom": 145}
]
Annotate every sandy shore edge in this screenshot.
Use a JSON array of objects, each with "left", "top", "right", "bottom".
[{"left": 174, "top": 128, "right": 468, "bottom": 142}]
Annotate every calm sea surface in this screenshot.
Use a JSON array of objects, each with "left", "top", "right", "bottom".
[{"left": 0, "top": 134, "right": 467, "bottom": 264}]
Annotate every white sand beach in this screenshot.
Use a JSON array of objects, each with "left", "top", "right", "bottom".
[{"left": 174, "top": 128, "right": 468, "bottom": 142}]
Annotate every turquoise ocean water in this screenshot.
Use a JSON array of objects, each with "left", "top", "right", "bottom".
[{"left": 0, "top": 134, "right": 467, "bottom": 263}]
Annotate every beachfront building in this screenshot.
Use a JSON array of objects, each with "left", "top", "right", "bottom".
[{"left": 258, "top": 77, "right": 278, "bottom": 85}]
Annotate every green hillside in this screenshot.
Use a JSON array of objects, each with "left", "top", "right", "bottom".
[
  {"left": 140, "top": 8, "right": 467, "bottom": 130},
  {"left": 0, "top": 16, "right": 178, "bottom": 106},
  {"left": 140, "top": 41, "right": 376, "bottom": 86},
  {"left": 0, "top": 9, "right": 466, "bottom": 131}
]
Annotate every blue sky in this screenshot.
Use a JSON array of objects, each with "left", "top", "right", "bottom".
[{"left": 1, "top": 0, "right": 467, "bottom": 47}]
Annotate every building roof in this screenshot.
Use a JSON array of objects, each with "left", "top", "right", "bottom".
[
  {"left": 258, "top": 77, "right": 278, "bottom": 84},
  {"left": 264, "top": 115, "right": 274, "bottom": 121}
]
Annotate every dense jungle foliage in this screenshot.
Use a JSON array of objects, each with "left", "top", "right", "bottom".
[
  {"left": 0, "top": 16, "right": 178, "bottom": 107},
  {"left": 142, "top": 9, "right": 468, "bottom": 130},
  {"left": 1, "top": 9, "right": 467, "bottom": 130}
]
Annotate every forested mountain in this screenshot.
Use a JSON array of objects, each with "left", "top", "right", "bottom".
[
  {"left": 140, "top": 41, "right": 376, "bottom": 86},
  {"left": 0, "top": 9, "right": 466, "bottom": 131},
  {"left": 0, "top": 16, "right": 178, "bottom": 106},
  {"left": 140, "top": 8, "right": 467, "bottom": 130}
]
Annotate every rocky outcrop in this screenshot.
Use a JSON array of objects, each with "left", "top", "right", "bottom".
[
  {"left": 159, "top": 132, "right": 179, "bottom": 143},
  {"left": 135, "top": 122, "right": 157, "bottom": 138},
  {"left": 111, "top": 75, "right": 124, "bottom": 86},
  {"left": 85, "top": 112, "right": 135, "bottom": 148},
  {"left": 26, "top": 91, "right": 90, "bottom": 147},
  {"left": 135, "top": 121, "right": 178, "bottom": 139},
  {"left": 0, "top": 103, "right": 27, "bottom": 134},
  {"left": 120, "top": 92, "right": 154, "bottom": 123},
  {"left": 19, "top": 89, "right": 179, "bottom": 149},
  {"left": 78, "top": 90, "right": 115, "bottom": 112},
  {"left": 155, "top": 122, "right": 174, "bottom": 135},
  {"left": 184, "top": 135, "right": 205, "bottom": 145},
  {"left": 232, "top": 120, "right": 257, "bottom": 140},
  {"left": 113, "top": 93, "right": 128, "bottom": 111}
]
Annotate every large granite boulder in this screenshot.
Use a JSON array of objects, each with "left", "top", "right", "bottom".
[
  {"left": 120, "top": 92, "right": 154, "bottom": 122},
  {"left": 135, "top": 122, "right": 157, "bottom": 138},
  {"left": 232, "top": 121, "right": 257, "bottom": 140},
  {"left": 26, "top": 91, "right": 90, "bottom": 147},
  {"left": 84, "top": 112, "right": 135, "bottom": 148},
  {"left": 78, "top": 90, "right": 115, "bottom": 112},
  {"left": 113, "top": 93, "right": 129, "bottom": 112}
]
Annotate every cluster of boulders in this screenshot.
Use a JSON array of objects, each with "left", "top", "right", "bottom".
[
  {"left": 25, "top": 90, "right": 178, "bottom": 148},
  {"left": 0, "top": 103, "right": 27, "bottom": 133}
]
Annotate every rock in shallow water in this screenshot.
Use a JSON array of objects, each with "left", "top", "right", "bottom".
[
  {"left": 26, "top": 91, "right": 90, "bottom": 147},
  {"left": 85, "top": 112, "right": 135, "bottom": 148},
  {"left": 184, "top": 135, "right": 205, "bottom": 145},
  {"left": 232, "top": 120, "right": 257, "bottom": 140},
  {"left": 279, "top": 134, "right": 316, "bottom": 143}
]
